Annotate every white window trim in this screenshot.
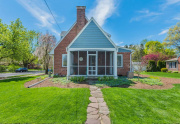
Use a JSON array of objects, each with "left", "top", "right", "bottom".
[
  {"left": 62, "top": 54, "right": 67, "bottom": 67},
  {"left": 117, "top": 54, "right": 123, "bottom": 67}
]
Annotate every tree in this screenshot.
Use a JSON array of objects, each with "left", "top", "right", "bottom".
[
  {"left": 144, "top": 41, "right": 164, "bottom": 54},
  {"left": 132, "top": 45, "right": 147, "bottom": 81},
  {"left": 34, "top": 32, "right": 56, "bottom": 74},
  {"left": 21, "top": 30, "right": 38, "bottom": 67},
  {"left": 164, "top": 22, "right": 180, "bottom": 52},
  {"left": 132, "top": 44, "right": 145, "bottom": 62},
  {"left": 0, "top": 18, "right": 38, "bottom": 65}
]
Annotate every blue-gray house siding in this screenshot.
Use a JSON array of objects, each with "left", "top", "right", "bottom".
[{"left": 70, "top": 21, "right": 115, "bottom": 48}]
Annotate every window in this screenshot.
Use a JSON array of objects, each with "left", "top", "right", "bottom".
[
  {"left": 169, "top": 62, "right": 177, "bottom": 68},
  {"left": 117, "top": 54, "right": 123, "bottom": 67},
  {"left": 62, "top": 54, "right": 67, "bottom": 67}
]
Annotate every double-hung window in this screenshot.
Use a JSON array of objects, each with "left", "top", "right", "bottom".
[
  {"left": 117, "top": 54, "right": 123, "bottom": 67},
  {"left": 62, "top": 54, "right": 67, "bottom": 67}
]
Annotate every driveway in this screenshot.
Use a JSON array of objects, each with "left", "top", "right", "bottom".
[{"left": 0, "top": 71, "right": 44, "bottom": 78}]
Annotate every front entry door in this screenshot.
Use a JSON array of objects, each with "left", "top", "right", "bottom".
[{"left": 88, "top": 55, "right": 96, "bottom": 75}]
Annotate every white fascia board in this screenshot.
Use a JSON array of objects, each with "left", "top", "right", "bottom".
[
  {"left": 67, "top": 17, "right": 117, "bottom": 50},
  {"left": 118, "top": 46, "right": 134, "bottom": 52}
]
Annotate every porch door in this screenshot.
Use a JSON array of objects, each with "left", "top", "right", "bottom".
[{"left": 88, "top": 55, "right": 96, "bottom": 75}]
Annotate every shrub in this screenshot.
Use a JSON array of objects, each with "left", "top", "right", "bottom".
[
  {"left": 0, "top": 65, "right": 7, "bottom": 72},
  {"left": 98, "top": 76, "right": 114, "bottom": 81},
  {"left": 168, "top": 71, "right": 172, "bottom": 73},
  {"left": 157, "top": 61, "right": 166, "bottom": 71},
  {"left": 70, "top": 76, "right": 86, "bottom": 82},
  {"left": 7, "top": 64, "right": 21, "bottom": 72},
  {"left": 161, "top": 68, "right": 168, "bottom": 72},
  {"left": 173, "top": 71, "right": 179, "bottom": 73},
  {"left": 147, "top": 60, "right": 156, "bottom": 72},
  {"left": 53, "top": 74, "right": 60, "bottom": 78},
  {"left": 149, "top": 76, "right": 160, "bottom": 79}
]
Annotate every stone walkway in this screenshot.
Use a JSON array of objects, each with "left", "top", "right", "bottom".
[{"left": 86, "top": 85, "right": 111, "bottom": 124}]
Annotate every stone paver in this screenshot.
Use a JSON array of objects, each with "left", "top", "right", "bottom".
[
  {"left": 86, "top": 119, "right": 100, "bottom": 124},
  {"left": 86, "top": 86, "right": 111, "bottom": 124},
  {"left": 89, "top": 97, "right": 98, "bottom": 103},
  {"left": 88, "top": 103, "right": 99, "bottom": 109}
]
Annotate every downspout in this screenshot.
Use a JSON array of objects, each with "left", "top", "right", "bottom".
[{"left": 130, "top": 51, "right": 134, "bottom": 72}]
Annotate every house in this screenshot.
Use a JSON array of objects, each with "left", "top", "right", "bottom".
[
  {"left": 166, "top": 55, "right": 180, "bottom": 72},
  {"left": 50, "top": 6, "right": 133, "bottom": 79}
]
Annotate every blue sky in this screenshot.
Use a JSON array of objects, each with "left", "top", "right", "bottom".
[{"left": 0, "top": 0, "right": 180, "bottom": 46}]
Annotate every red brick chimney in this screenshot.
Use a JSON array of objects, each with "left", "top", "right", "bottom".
[{"left": 76, "top": 6, "right": 86, "bottom": 33}]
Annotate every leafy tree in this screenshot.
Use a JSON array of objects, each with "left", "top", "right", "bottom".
[
  {"left": 144, "top": 41, "right": 164, "bottom": 54},
  {"left": 164, "top": 22, "right": 180, "bottom": 52},
  {"left": 34, "top": 32, "right": 56, "bottom": 74},
  {"left": 0, "top": 19, "right": 38, "bottom": 66}
]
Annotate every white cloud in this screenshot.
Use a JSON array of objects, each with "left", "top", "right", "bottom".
[
  {"left": 130, "top": 9, "right": 162, "bottom": 22},
  {"left": 88, "top": 0, "right": 118, "bottom": 26},
  {"left": 158, "top": 29, "right": 169, "bottom": 35},
  {"left": 115, "top": 42, "right": 123, "bottom": 46},
  {"left": 161, "top": 0, "right": 180, "bottom": 9},
  {"left": 16, "top": 0, "right": 64, "bottom": 36}
]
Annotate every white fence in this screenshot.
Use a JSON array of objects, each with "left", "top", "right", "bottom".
[{"left": 132, "top": 62, "right": 147, "bottom": 71}]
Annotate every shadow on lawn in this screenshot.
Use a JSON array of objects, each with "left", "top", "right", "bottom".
[{"left": 0, "top": 76, "right": 35, "bottom": 83}]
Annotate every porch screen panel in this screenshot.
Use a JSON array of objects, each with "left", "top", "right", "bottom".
[
  {"left": 106, "top": 51, "right": 114, "bottom": 75},
  {"left": 70, "top": 51, "right": 78, "bottom": 75},
  {"left": 98, "top": 51, "right": 105, "bottom": 66},
  {"left": 79, "top": 51, "right": 87, "bottom": 75}
]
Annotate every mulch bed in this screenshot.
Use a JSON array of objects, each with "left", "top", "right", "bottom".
[
  {"left": 129, "top": 74, "right": 180, "bottom": 89},
  {"left": 24, "top": 74, "right": 180, "bottom": 90},
  {"left": 25, "top": 78, "right": 90, "bottom": 88}
]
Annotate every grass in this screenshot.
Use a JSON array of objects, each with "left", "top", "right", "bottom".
[
  {"left": 102, "top": 84, "right": 180, "bottom": 123},
  {"left": 0, "top": 76, "right": 90, "bottom": 123},
  {"left": 141, "top": 72, "right": 180, "bottom": 79}
]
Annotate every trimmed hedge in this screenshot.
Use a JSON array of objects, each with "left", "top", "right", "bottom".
[
  {"left": 147, "top": 60, "right": 156, "bottom": 72},
  {"left": 161, "top": 68, "right": 168, "bottom": 72},
  {"left": 157, "top": 60, "right": 166, "bottom": 71}
]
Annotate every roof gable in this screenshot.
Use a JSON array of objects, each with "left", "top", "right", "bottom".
[{"left": 68, "top": 18, "right": 116, "bottom": 49}]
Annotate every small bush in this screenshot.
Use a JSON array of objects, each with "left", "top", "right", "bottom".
[
  {"left": 53, "top": 74, "right": 60, "bottom": 78},
  {"left": 149, "top": 76, "right": 160, "bottom": 79},
  {"left": 168, "top": 71, "right": 172, "bottom": 73},
  {"left": 173, "top": 71, "right": 179, "bottom": 73},
  {"left": 70, "top": 76, "right": 86, "bottom": 82},
  {"left": 0, "top": 65, "right": 7, "bottom": 72},
  {"left": 7, "top": 64, "right": 21, "bottom": 72},
  {"left": 161, "top": 68, "right": 168, "bottom": 72}
]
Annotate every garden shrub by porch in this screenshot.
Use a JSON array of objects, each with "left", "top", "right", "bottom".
[
  {"left": 161, "top": 68, "right": 168, "bottom": 72},
  {"left": 168, "top": 71, "right": 172, "bottom": 73},
  {"left": 98, "top": 76, "right": 114, "bottom": 81},
  {"left": 70, "top": 76, "right": 86, "bottom": 82},
  {"left": 95, "top": 77, "right": 133, "bottom": 87}
]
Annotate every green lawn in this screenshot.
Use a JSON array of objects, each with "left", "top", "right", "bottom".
[
  {"left": 141, "top": 72, "right": 180, "bottom": 79},
  {"left": 0, "top": 77, "right": 90, "bottom": 123},
  {"left": 102, "top": 85, "right": 180, "bottom": 123}
]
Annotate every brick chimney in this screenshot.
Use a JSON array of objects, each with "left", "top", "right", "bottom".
[{"left": 76, "top": 6, "right": 86, "bottom": 33}]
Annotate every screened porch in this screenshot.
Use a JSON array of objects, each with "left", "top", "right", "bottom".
[{"left": 68, "top": 51, "right": 116, "bottom": 76}]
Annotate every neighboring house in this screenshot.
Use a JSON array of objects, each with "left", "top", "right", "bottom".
[
  {"left": 166, "top": 55, "right": 180, "bottom": 71},
  {"left": 50, "top": 6, "right": 133, "bottom": 78}
]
